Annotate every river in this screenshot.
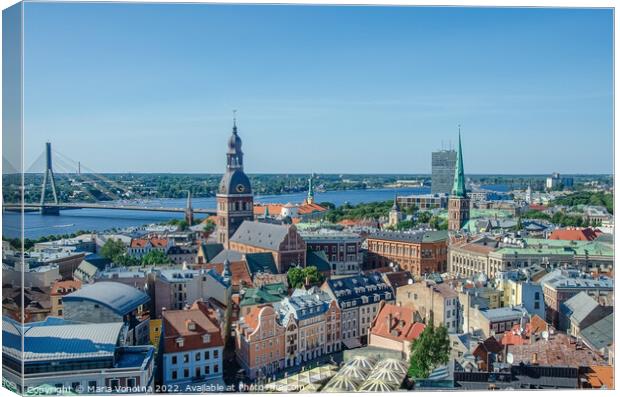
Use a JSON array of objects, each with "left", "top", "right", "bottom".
[{"left": 2, "top": 185, "right": 508, "bottom": 239}]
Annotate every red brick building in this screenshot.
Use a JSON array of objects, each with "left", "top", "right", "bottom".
[
  {"left": 228, "top": 221, "right": 306, "bottom": 273},
  {"left": 365, "top": 230, "right": 449, "bottom": 276}
]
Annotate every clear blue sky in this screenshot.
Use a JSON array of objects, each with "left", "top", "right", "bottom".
[{"left": 22, "top": 3, "right": 613, "bottom": 174}]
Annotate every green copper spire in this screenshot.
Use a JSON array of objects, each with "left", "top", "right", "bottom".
[
  {"left": 451, "top": 127, "right": 466, "bottom": 197},
  {"left": 307, "top": 173, "right": 315, "bottom": 203}
]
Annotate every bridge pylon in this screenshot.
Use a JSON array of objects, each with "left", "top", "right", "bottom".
[
  {"left": 185, "top": 190, "right": 194, "bottom": 225},
  {"left": 40, "top": 142, "right": 60, "bottom": 215}
]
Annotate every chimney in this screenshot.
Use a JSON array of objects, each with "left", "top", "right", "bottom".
[
  {"left": 387, "top": 313, "right": 393, "bottom": 330},
  {"left": 532, "top": 353, "right": 538, "bottom": 365}
]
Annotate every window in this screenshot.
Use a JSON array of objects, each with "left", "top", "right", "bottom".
[
  {"left": 214, "top": 364, "right": 220, "bottom": 373},
  {"left": 110, "top": 379, "right": 120, "bottom": 388},
  {"left": 184, "top": 354, "right": 189, "bottom": 363},
  {"left": 195, "top": 367, "right": 201, "bottom": 378},
  {"left": 172, "top": 355, "right": 177, "bottom": 364},
  {"left": 127, "top": 378, "right": 136, "bottom": 388},
  {"left": 184, "top": 368, "right": 189, "bottom": 378},
  {"left": 88, "top": 381, "right": 97, "bottom": 390},
  {"left": 205, "top": 350, "right": 210, "bottom": 360},
  {"left": 172, "top": 371, "right": 177, "bottom": 380},
  {"left": 214, "top": 350, "right": 219, "bottom": 359},
  {"left": 71, "top": 382, "right": 81, "bottom": 391},
  {"left": 195, "top": 352, "right": 200, "bottom": 361},
  {"left": 203, "top": 334, "right": 211, "bottom": 343}
]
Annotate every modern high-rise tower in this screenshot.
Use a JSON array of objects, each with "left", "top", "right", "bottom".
[
  {"left": 431, "top": 149, "right": 457, "bottom": 194},
  {"left": 216, "top": 115, "right": 254, "bottom": 247},
  {"left": 448, "top": 130, "right": 470, "bottom": 231}
]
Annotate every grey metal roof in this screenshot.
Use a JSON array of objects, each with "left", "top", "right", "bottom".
[
  {"left": 580, "top": 313, "right": 613, "bottom": 351},
  {"left": 64, "top": 281, "right": 150, "bottom": 315},
  {"left": 479, "top": 306, "right": 527, "bottom": 321},
  {"left": 276, "top": 290, "right": 331, "bottom": 321},
  {"left": 210, "top": 249, "right": 243, "bottom": 264},
  {"left": 3, "top": 316, "right": 123, "bottom": 362},
  {"left": 540, "top": 269, "right": 613, "bottom": 290},
  {"left": 560, "top": 291, "right": 598, "bottom": 324},
  {"left": 326, "top": 273, "right": 394, "bottom": 306},
  {"left": 368, "top": 230, "right": 448, "bottom": 244},
  {"left": 230, "top": 221, "right": 292, "bottom": 251}
]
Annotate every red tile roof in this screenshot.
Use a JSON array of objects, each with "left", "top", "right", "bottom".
[
  {"left": 240, "top": 304, "right": 273, "bottom": 334},
  {"left": 507, "top": 332, "right": 607, "bottom": 367},
  {"left": 549, "top": 227, "right": 602, "bottom": 241},
  {"left": 370, "top": 303, "right": 426, "bottom": 343},
  {"left": 193, "top": 261, "right": 253, "bottom": 289},
  {"left": 501, "top": 323, "right": 531, "bottom": 346},
  {"left": 383, "top": 271, "right": 414, "bottom": 289},
  {"left": 50, "top": 279, "right": 82, "bottom": 296},
  {"left": 473, "top": 336, "right": 504, "bottom": 357},
  {"left": 162, "top": 301, "right": 223, "bottom": 353},
  {"left": 253, "top": 202, "right": 327, "bottom": 217},
  {"left": 130, "top": 237, "right": 169, "bottom": 248},
  {"left": 582, "top": 365, "right": 614, "bottom": 389}
]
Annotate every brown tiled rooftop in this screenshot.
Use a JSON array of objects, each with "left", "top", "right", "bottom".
[{"left": 507, "top": 332, "right": 607, "bottom": 368}]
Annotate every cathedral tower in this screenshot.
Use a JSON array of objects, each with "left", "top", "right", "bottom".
[{"left": 216, "top": 114, "right": 254, "bottom": 246}]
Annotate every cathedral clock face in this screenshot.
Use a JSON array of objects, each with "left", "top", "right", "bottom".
[{"left": 235, "top": 184, "right": 246, "bottom": 193}]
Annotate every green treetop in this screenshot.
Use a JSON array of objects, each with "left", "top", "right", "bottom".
[{"left": 408, "top": 319, "right": 451, "bottom": 379}]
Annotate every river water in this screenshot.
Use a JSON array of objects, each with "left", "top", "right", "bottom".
[{"left": 3, "top": 185, "right": 508, "bottom": 239}]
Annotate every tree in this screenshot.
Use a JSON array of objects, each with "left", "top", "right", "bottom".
[
  {"left": 115, "top": 253, "right": 141, "bottom": 267},
  {"left": 287, "top": 267, "right": 304, "bottom": 289},
  {"left": 100, "top": 239, "right": 126, "bottom": 261},
  {"left": 319, "top": 201, "right": 336, "bottom": 210},
  {"left": 287, "top": 266, "right": 324, "bottom": 289},
  {"left": 203, "top": 219, "right": 216, "bottom": 235},
  {"left": 396, "top": 220, "right": 415, "bottom": 230},
  {"left": 141, "top": 250, "right": 170, "bottom": 266},
  {"left": 429, "top": 215, "right": 448, "bottom": 231},
  {"left": 408, "top": 321, "right": 450, "bottom": 379},
  {"left": 417, "top": 211, "right": 432, "bottom": 224}
]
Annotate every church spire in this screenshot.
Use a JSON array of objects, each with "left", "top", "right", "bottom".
[
  {"left": 307, "top": 173, "right": 315, "bottom": 204},
  {"left": 451, "top": 126, "right": 466, "bottom": 198},
  {"left": 391, "top": 194, "right": 400, "bottom": 211},
  {"left": 227, "top": 110, "right": 243, "bottom": 170}
]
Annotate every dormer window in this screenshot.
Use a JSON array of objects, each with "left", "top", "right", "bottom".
[
  {"left": 176, "top": 337, "right": 184, "bottom": 348},
  {"left": 187, "top": 321, "right": 196, "bottom": 331},
  {"left": 203, "top": 334, "right": 211, "bottom": 343}
]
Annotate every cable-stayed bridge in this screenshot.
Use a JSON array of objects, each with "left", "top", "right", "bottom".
[{"left": 2, "top": 143, "right": 216, "bottom": 221}]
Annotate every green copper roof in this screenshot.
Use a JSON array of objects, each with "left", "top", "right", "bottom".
[
  {"left": 239, "top": 282, "right": 287, "bottom": 307},
  {"left": 451, "top": 131, "right": 466, "bottom": 197}
]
